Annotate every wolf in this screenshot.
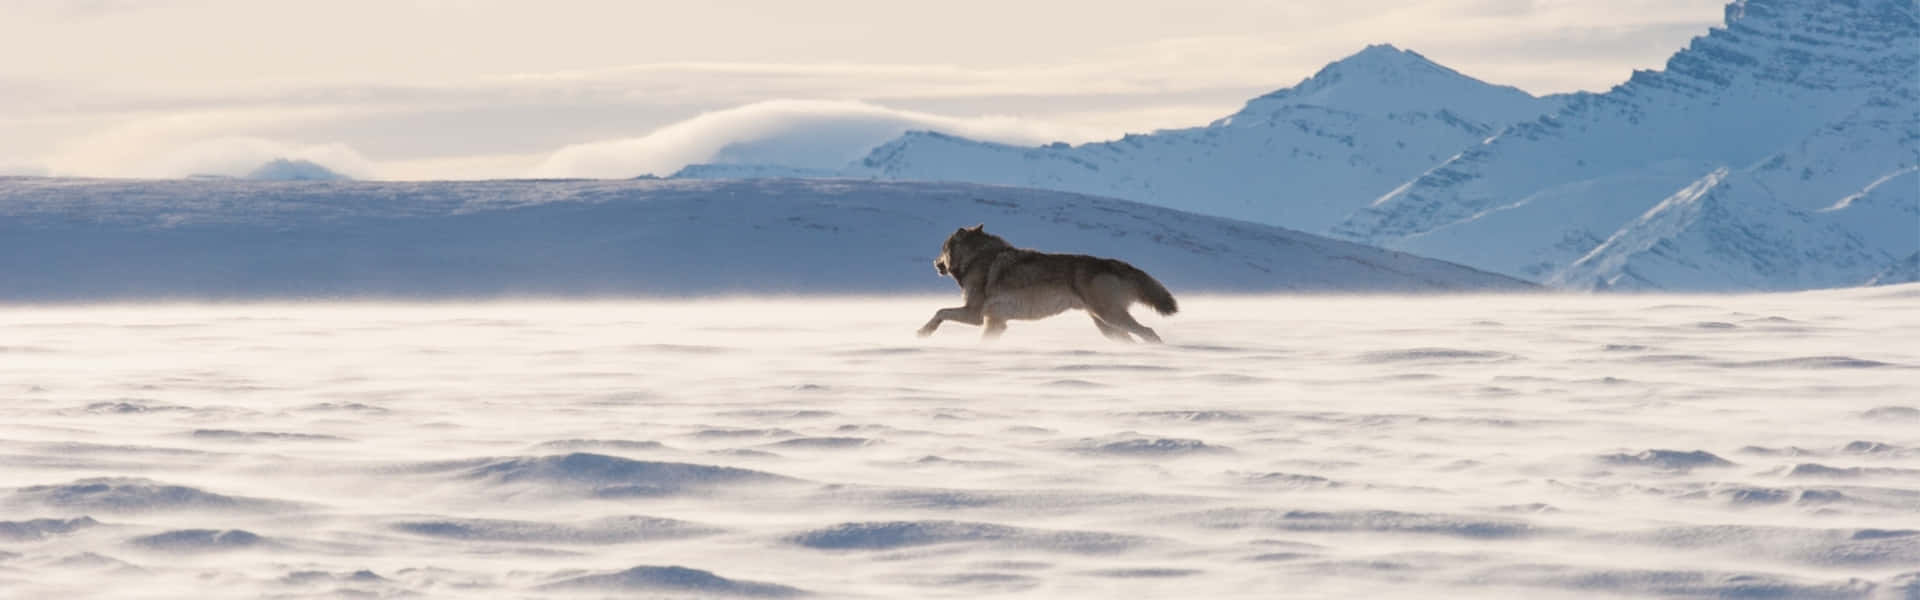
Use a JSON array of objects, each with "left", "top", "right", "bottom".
[{"left": 917, "top": 224, "right": 1178, "bottom": 343}]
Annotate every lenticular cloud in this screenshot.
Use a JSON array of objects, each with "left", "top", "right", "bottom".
[{"left": 528, "top": 99, "right": 1094, "bottom": 179}]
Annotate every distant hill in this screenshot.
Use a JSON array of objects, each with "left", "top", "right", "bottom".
[
  {"left": 0, "top": 177, "right": 1531, "bottom": 301},
  {"left": 245, "top": 158, "right": 349, "bottom": 181}
]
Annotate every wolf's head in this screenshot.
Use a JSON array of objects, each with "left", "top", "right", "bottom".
[{"left": 934, "top": 224, "right": 1005, "bottom": 279}]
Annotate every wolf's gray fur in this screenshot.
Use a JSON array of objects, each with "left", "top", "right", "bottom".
[{"left": 917, "top": 224, "right": 1177, "bottom": 343}]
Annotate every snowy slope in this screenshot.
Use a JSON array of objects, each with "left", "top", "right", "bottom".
[
  {"left": 1868, "top": 251, "right": 1919, "bottom": 285},
  {"left": 1336, "top": 0, "right": 1918, "bottom": 289},
  {"left": 1816, "top": 167, "right": 1920, "bottom": 283},
  {"left": 1547, "top": 100, "right": 1918, "bottom": 292},
  {"left": 0, "top": 177, "right": 1531, "bottom": 301},
  {"left": 1547, "top": 169, "right": 1899, "bottom": 291},
  {"left": 842, "top": 45, "right": 1558, "bottom": 233},
  {"left": 1390, "top": 159, "right": 1726, "bottom": 280}
]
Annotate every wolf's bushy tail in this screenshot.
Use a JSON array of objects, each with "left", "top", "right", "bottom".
[{"left": 1124, "top": 266, "right": 1178, "bottom": 316}]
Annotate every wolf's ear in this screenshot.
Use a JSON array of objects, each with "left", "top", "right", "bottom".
[{"left": 967, "top": 224, "right": 985, "bottom": 233}]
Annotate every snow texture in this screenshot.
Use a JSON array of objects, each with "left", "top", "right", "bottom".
[{"left": 0, "top": 287, "right": 1916, "bottom": 598}]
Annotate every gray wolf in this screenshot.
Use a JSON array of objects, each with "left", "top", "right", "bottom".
[{"left": 917, "top": 224, "right": 1177, "bottom": 343}]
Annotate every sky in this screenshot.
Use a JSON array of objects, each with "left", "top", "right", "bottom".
[{"left": 1, "top": 0, "right": 1730, "bottom": 180}]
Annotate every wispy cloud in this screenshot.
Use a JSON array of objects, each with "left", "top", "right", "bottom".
[
  {"left": 530, "top": 99, "right": 1103, "bottom": 179},
  {"left": 34, "top": 106, "right": 371, "bottom": 178}
]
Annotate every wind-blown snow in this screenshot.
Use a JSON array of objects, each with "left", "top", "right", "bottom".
[{"left": 1, "top": 286, "right": 1916, "bottom": 598}]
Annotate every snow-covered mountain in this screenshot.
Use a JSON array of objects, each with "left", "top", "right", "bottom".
[
  {"left": 669, "top": 1, "right": 1913, "bottom": 293},
  {"left": 837, "top": 45, "right": 1560, "bottom": 234},
  {"left": 1337, "top": 0, "right": 1918, "bottom": 289},
  {"left": 0, "top": 177, "right": 1530, "bottom": 301}
]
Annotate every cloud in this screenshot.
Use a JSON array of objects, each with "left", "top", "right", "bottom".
[
  {"left": 33, "top": 106, "right": 379, "bottom": 179},
  {"left": 5, "top": 0, "right": 1731, "bottom": 180},
  {"left": 528, "top": 99, "right": 1105, "bottom": 179},
  {"left": 7, "top": 0, "right": 167, "bottom": 20}
]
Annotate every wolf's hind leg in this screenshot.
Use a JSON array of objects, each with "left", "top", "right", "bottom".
[
  {"left": 918, "top": 306, "right": 983, "bottom": 337},
  {"left": 1091, "top": 306, "right": 1161, "bottom": 344},
  {"left": 1090, "top": 315, "right": 1134, "bottom": 343},
  {"left": 981, "top": 316, "right": 1008, "bottom": 341},
  {"left": 1085, "top": 274, "right": 1162, "bottom": 343}
]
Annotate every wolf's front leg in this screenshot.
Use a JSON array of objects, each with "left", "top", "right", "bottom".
[{"left": 918, "top": 306, "right": 983, "bottom": 337}]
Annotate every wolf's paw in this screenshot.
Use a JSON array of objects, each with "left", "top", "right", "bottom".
[{"left": 916, "top": 326, "right": 936, "bottom": 338}]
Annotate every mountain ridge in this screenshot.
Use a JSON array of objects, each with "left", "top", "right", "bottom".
[{"left": 826, "top": 44, "right": 1562, "bottom": 235}]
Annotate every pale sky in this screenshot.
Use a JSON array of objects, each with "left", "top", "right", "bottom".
[{"left": 1, "top": 0, "right": 1730, "bottom": 180}]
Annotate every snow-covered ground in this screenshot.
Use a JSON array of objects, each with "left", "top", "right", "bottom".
[{"left": 3, "top": 286, "right": 1917, "bottom": 599}]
